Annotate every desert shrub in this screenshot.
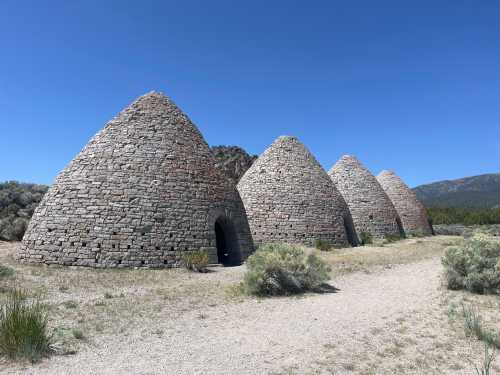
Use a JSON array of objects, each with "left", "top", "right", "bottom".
[
  {"left": 442, "top": 233, "right": 500, "bottom": 294},
  {"left": 313, "top": 239, "right": 331, "bottom": 251},
  {"left": 72, "top": 329, "right": 84, "bottom": 340},
  {"left": 0, "top": 265, "right": 14, "bottom": 280},
  {"left": 359, "top": 232, "right": 372, "bottom": 245},
  {"left": 243, "top": 243, "right": 331, "bottom": 296},
  {"left": 182, "top": 251, "right": 209, "bottom": 272},
  {"left": 0, "top": 289, "right": 52, "bottom": 362}
]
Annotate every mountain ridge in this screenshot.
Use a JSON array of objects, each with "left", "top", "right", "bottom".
[{"left": 413, "top": 173, "right": 500, "bottom": 209}]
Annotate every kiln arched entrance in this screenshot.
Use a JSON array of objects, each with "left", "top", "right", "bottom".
[
  {"left": 343, "top": 215, "right": 358, "bottom": 246},
  {"left": 215, "top": 216, "right": 241, "bottom": 266},
  {"left": 396, "top": 217, "right": 406, "bottom": 238}
]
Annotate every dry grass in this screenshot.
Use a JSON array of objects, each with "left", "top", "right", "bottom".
[
  {"left": 319, "top": 235, "right": 460, "bottom": 276},
  {"left": 0, "top": 237, "right": 459, "bottom": 344},
  {"left": 0, "top": 235, "right": 498, "bottom": 374},
  {"left": 0, "top": 241, "right": 245, "bottom": 349}
]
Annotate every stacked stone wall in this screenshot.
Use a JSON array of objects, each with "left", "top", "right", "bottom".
[
  {"left": 377, "top": 170, "right": 432, "bottom": 236},
  {"left": 329, "top": 156, "right": 404, "bottom": 240},
  {"left": 237, "top": 136, "right": 355, "bottom": 248},
  {"left": 19, "top": 92, "right": 254, "bottom": 268}
]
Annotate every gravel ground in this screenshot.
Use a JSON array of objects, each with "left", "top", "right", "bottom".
[{"left": 1, "top": 238, "right": 498, "bottom": 374}]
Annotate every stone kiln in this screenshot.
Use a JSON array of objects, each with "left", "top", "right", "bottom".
[
  {"left": 328, "top": 155, "right": 404, "bottom": 241},
  {"left": 237, "top": 136, "right": 357, "bottom": 248},
  {"left": 377, "top": 170, "right": 433, "bottom": 236},
  {"left": 19, "top": 92, "right": 254, "bottom": 267}
]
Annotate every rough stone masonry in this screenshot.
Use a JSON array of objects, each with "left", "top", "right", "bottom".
[
  {"left": 377, "top": 170, "right": 433, "bottom": 236},
  {"left": 329, "top": 155, "right": 404, "bottom": 241},
  {"left": 237, "top": 136, "right": 358, "bottom": 248},
  {"left": 19, "top": 92, "right": 254, "bottom": 268}
]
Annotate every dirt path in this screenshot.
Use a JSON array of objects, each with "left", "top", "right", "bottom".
[{"left": 8, "top": 253, "right": 488, "bottom": 375}]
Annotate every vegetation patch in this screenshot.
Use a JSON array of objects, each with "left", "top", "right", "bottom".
[
  {"left": 72, "top": 329, "right": 84, "bottom": 340},
  {"left": 62, "top": 300, "right": 78, "bottom": 309},
  {"left": 461, "top": 304, "right": 500, "bottom": 349},
  {"left": 442, "top": 232, "right": 500, "bottom": 294},
  {"left": 0, "top": 181, "right": 48, "bottom": 241},
  {"left": 313, "top": 239, "right": 331, "bottom": 251},
  {"left": 428, "top": 207, "right": 500, "bottom": 226},
  {"left": 0, "top": 264, "right": 14, "bottom": 279},
  {"left": 182, "top": 250, "right": 209, "bottom": 272},
  {"left": 0, "top": 289, "right": 52, "bottom": 362},
  {"left": 384, "top": 234, "right": 403, "bottom": 244},
  {"left": 243, "top": 243, "right": 331, "bottom": 296},
  {"left": 359, "top": 232, "right": 373, "bottom": 245}
]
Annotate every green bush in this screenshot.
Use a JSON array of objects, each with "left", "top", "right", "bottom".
[
  {"left": 359, "top": 232, "right": 373, "bottom": 245},
  {"left": 442, "top": 232, "right": 500, "bottom": 294},
  {"left": 313, "top": 239, "right": 331, "bottom": 251},
  {"left": 0, "top": 289, "right": 52, "bottom": 362},
  {"left": 243, "top": 243, "right": 331, "bottom": 296},
  {"left": 182, "top": 251, "right": 209, "bottom": 272}
]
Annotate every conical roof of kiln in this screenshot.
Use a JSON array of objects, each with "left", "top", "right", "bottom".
[
  {"left": 377, "top": 170, "right": 432, "bottom": 236},
  {"left": 328, "top": 155, "right": 404, "bottom": 240},
  {"left": 237, "top": 136, "right": 357, "bottom": 247},
  {"left": 20, "top": 92, "right": 253, "bottom": 268}
]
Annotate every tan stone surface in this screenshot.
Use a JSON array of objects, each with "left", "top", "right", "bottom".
[
  {"left": 377, "top": 170, "right": 432, "bottom": 235},
  {"left": 329, "top": 155, "right": 404, "bottom": 240},
  {"left": 19, "top": 92, "right": 254, "bottom": 268},
  {"left": 237, "top": 136, "right": 357, "bottom": 248}
]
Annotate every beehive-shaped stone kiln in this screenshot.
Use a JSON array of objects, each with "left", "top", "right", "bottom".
[
  {"left": 328, "top": 155, "right": 404, "bottom": 240},
  {"left": 377, "top": 170, "right": 432, "bottom": 236},
  {"left": 19, "top": 92, "right": 254, "bottom": 267},
  {"left": 237, "top": 136, "right": 358, "bottom": 248}
]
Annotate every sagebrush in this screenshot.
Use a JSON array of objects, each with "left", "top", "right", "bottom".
[
  {"left": 0, "top": 264, "right": 14, "bottom": 280},
  {"left": 359, "top": 232, "right": 373, "bottom": 245},
  {"left": 0, "top": 289, "right": 52, "bottom": 362},
  {"left": 243, "top": 243, "right": 331, "bottom": 296},
  {"left": 314, "top": 239, "right": 331, "bottom": 251},
  {"left": 442, "top": 232, "right": 500, "bottom": 294},
  {"left": 182, "top": 251, "right": 209, "bottom": 272}
]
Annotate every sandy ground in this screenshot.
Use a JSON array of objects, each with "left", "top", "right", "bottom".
[{"left": 0, "top": 237, "right": 498, "bottom": 374}]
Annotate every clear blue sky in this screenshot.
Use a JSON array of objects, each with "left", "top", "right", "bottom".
[{"left": 1, "top": 1, "right": 499, "bottom": 187}]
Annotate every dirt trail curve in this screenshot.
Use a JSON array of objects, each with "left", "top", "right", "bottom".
[{"left": 10, "top": 256, "right": 482, "bottom": 374}]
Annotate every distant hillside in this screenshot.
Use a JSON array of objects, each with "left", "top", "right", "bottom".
[
  {"left": 211, "top": 146, "right": 257, "bottom": 186},
  {"left": 413, "top": 173, "right": 500, "bottom": 209}
]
